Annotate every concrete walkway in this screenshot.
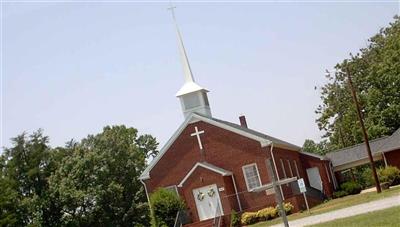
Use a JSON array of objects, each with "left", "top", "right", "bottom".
[{"left": 271, "top": 194, "right": 400, "bottom": 227}]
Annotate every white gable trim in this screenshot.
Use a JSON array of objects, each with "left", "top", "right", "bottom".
[
  {"left": 140, "top": 115, "right": 194, "bottom": 180},
  {"left": 178, "top": 162, "right": 232, "bottom": 187},
  {"left": 300, "top": 151, "right": 328, "bottom": 160},
  {"left": 195, "top": 115, "right": 272, "bottom": 147},
  {"left": 140, "top": 113, "right": 271, "bottom": 180}
]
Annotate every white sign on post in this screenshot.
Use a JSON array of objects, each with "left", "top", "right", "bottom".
[
  {"left": 297, "top": 178, "right": 310, "bottom": 213},
  {"left": 297, "top": 178, "right": 307, "bottom": 193}
]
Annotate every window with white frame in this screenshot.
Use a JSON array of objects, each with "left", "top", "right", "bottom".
[
  {"left": 287, "top": 160, "right": 294, "bottom": 177},
  {"left": 242, "top": 163, "right": 261, "bottom": 191},
  {"left": 280, "top": 159, "right": 287, "bottom": 178},
  {"left": 293, "top": 160, "right": 300, "bottom": 178}
]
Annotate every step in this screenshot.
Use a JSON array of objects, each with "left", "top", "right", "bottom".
[{"left": 184, "top": 219, "right": 215, "bottom": 227}]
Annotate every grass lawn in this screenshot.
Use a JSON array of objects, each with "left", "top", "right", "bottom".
[
  {"left": 249, "top": 186, "right": 400, "bottom": 227},
  {"left": 307, "top": 205, "right": 400, "bottom": 227}
]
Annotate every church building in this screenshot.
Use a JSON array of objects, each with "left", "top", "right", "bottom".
[{"left": 140, "top": 10, "right": 336, "bottom": 226}]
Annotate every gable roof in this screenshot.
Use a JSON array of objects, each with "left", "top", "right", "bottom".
[
  {"left": 211, "top": 117, "right": 301, "bottom": 151},
  {"left": 140, "top": 113, "right": 301, "bottom": 180},
  {"left": 380, "top": 128, "right": 400, "bottom": 153},
  {"left": 300, "top": 151, "right": 328, "bottom": 160},
  {"left": 326, "top": 128, "right": 400, "bottom": 168},
  {"left": 178, "top": 162, "right": 232, "bottom": 187}
]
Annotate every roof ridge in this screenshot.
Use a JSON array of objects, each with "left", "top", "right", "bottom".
[
  {"left": 208, "top": 115, "right": 301, "bottom": 150},
  {"left": 326, "top": 135, "right": 390, "bottom": 155}
]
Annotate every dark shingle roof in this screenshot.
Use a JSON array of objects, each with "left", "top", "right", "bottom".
[
  {"left": 325, "top": 128, "right": 400, "bottom": 167},
  {"left": 211, "top": 117, "right": 301, "bottom": 151}
]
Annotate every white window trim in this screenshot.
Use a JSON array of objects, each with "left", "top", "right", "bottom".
[
  {"left": 280, "top": 159, "right": 287, "bottom": 179},
  {"left": 293, "top": 160, "right": 300, "bottom": 178},
  {"left": 287, "top": 160, "right": 293, "bottom": 177},
  {"left": 324, "top": 164, "right": 331, "bottom": 183},
  {"left": 242, "top": 163, "right": 262, "bottom": 192}
]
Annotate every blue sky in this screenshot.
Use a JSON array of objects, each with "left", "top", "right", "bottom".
[{"left": 2, "top": 1, "right": 399, "bottom": 151}]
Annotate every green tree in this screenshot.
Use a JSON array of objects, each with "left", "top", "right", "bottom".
[
  {"left": 316, "top": 16, "right": 400, "bottom": 149},
  {"left": 302, "top": 139, "right": 328, "bottom": 155},
  {"left": 150, "top": 188, "right": 185, "bottom": 227},
  {"left": 49, "top": 125, "right": 158, "bottom": 226},
  {"left": 0, "top": 130, "right": 64, "bottom": 226}
]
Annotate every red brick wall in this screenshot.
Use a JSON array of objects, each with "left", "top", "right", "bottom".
[
  {"left": 179, "top": 166, "right": 234, "bottom": 222},
  {"left": 270, "top": 147, "right": 306, "bottom": 198},
  {"left": 145, "top": 120, "right": 275, "bottom": 215},
  {"left": 143, "top": 120, "right": 331, "bottom": 221},
  {"left": 385, "top": 149, "right": 400, "bottom": 169},
  {"left": 299, "top": 154, "right": 334, "bottom": 197},
  {"left": 145, "top": 121, "right": 269, "bottom": 192}
]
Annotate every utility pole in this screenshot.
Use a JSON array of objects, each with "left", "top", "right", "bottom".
[{"left": 345, "top": 67, "right": 381, "bottom": 193}]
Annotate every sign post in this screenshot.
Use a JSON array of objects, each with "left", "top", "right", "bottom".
[
  {"left": 297, "top": 178, "right": 310, "bottom": 214},
  {"left": 251, "top": 161, "right": 298, "bottom": 227}
]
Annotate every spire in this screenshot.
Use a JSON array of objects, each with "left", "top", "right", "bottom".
[
  {"left": 168, "top": 5, "right": 195, "bottom": 84},
  {"left": 168, "top": 4, "right": 212, "bottom": 118}
]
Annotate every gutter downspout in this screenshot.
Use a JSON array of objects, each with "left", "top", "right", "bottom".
[
  {"left": 329, "top": 162, "right": 338, "bottom": 190},
  {"left": 324, "top": 163, "right": 331, "bottom": 183},
  {"left": 231, "top": 175, "right": 243, "bottom": 211},
  {"left": 269, "top": 143, "right": 284, "bottom": 200},
  {"left": 140, "top": 179, "right": 151, "bottom": 210},
  {"left": 382, "top": 152, "right": 388, "bottom": 167}
]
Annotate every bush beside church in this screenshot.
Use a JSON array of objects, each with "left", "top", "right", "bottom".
[
  {"left": 240, "top": 202, "right": 294, "bottom": 226},
  {"left": 150, "top": 188, "right": 185, "bottom": 227}
]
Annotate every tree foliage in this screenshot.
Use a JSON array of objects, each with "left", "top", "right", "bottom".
[
  {"left": 1, "top": 126, "right": 158, "bottom": 226},
  {"left": 313, "top": 16, "right": 400, "bottom": 152},
  {"left": 302, "top": 139, "right": 328, "bottom": 155},
  {"left": 150, "top": 188, "right": 185, "bottom": 227},
  {"left": 0, "top": 130, "right": 64, "bottom": 226}
]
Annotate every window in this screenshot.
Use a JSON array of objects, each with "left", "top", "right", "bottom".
[
  {"left": 182, "top": 93, "right": 201, "bottom": 110},
  {"left": 287, "top": 160, "right": 293, "bottom": 177},
  {"left": 280, "top": 159, "right": 287, "bottom": 178},
  {"left": 202, "top": 93, "right": 209, "bottom": 106},
  {"left": 242, "top": 163, "right": 262, "bottom": 191},
  {"left": 293, "top": 160, "right": 300, "bottom": 178}
]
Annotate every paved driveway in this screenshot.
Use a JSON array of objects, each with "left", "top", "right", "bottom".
[{"left": 271, "top": 194, "right": 400, "bottom": 227}]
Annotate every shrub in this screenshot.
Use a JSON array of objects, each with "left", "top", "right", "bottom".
[
  {"left": 378, "top": 166, "right": 400, "bottom": 186},
  {"left": 230, "top": 210, "right": 241, "bottom": 227},
  {"left": 340, "top": 181, "right": 362, "bottom": 195},
  {"left": 150, "top": 188, "right": 185, "bottom": 227},
  {"left": 276, "top": 202, "right": 294, "bottom": 216},
  {"left": 333, "top": 190, "right": 348, "bottom": 198},
  {"left": 256, "top": 207, "right": 277, "bottom": 221},
  {"left": 240, "top": 212, "right": 258, "bottom": 225},
  {"left": 361, "top": 167, "right": 374, "bottom": 188}
]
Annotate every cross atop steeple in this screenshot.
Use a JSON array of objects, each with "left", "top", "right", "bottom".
[
  {"left": 168, "top": 5, "right": 212, "bottom": 119},
  {"left": 168, "top": 4, "right": 195, "bottom": 84}
]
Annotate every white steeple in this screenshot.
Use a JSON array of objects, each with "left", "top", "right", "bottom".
[{"left": 169, "top": 6, "right": 212, "bottom": 118}]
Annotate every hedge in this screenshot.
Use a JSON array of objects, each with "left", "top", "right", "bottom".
[
  {"left": 378, "top": 166, "right": 400, "bottom": 186},
  {"left": 240, "top": 202, "right": 293, "bottom": 225}
]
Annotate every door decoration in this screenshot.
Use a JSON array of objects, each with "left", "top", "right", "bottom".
[
  {"left": 197, "top": 191, "right": 205, "bottom": 201},
  {"left": 208, "top": 188, "right": 215, "bottom": 197},
  {"left": 193, "top": 184, "right": 223, "bottom": 221}
]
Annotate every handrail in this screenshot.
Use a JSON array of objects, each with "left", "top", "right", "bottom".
[
  {"left": 212, "top": 202, "right": 222, "bottom": 227},
  {"left": 173, "top": 210, "right": 182, "bottom": 227}
]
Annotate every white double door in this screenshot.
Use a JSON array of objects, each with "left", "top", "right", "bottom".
[
  {"left": 306, "top": 167, "right": 323, "bottom": 191},
  {"left": 192, "top": 184, "right": 223, "bottom": 221}
]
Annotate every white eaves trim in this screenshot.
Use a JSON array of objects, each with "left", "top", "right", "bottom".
[
  {"left": 139, "top": 113, "right": 271, "bottom": 180},
  {"left": 178, "top": 162, "right": 232, "bottom": 187},
  {"left": 176, "top": 82, "right": 208, "bottom": 97},
  {"left": 300, "top": 151, "right": 328, "bottom": 160}
]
